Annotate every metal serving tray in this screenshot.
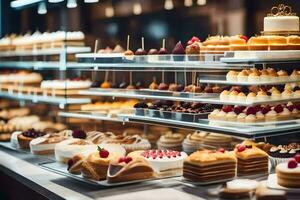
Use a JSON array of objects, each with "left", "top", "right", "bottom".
[{"left": 40, "top": 161, "right": 181, "bottom": 187}]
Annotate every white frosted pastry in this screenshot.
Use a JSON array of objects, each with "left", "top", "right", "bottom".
[
  {"left": 264, "top": 16, "right": 299, "bottom": 32},
  {"left": 41, "top": 79, "right": 92, "bottom": 89},
  {"left": 128, "top": 149, "right": 187, "bottom": 174},
  {"left": 10, "top": 131, "right": 22, "bottom": 148},
  {"left": 55, "top": 138, "right": 97, "bottom": 163},
  {"left": 226, "top": 179, "right": 259, "bottom": 190}
]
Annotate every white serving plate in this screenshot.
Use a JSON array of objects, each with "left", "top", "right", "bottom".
[{"left": 267, "top": 174, "right": 300, "bottom": 193}]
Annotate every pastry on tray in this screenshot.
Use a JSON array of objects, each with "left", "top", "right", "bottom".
[
  {"left": 16, "top": 129, "right": 46, "bottom": 149},
  {"left": 183, "top": 149, "right": 237, "bottom": 182},
  {"left": 157, "top": 133, "right": 185, "bottom": 151},
  {"left": 81, "top": 144, "right": 126, "bottom": 181},
  {"left": 107, "top": 157, "right": 154, "bottom": 183},
  {"left": 29, "top": 130, "right": 72, "bottom": 155},
  {"left": 234, "top": 143, "right": 269, "bottom": 176},
  {"left": 128, "top": 149, "right": 187, "bottom": 176},
  {"left": 276, "top": 154, "right": 300, "bottom": 188},
  {"left": 67, "top": 154, "right": 85, "bottom": 174},
  {"left": 219, "top": 179, "right": 259, "bottom": 199}
]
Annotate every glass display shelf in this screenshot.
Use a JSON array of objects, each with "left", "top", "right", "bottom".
[
  {"left": 0, "top": 62, "right": 90, "bottom": 70},
  {"left": 79, "top": 88, "right": 300, "bottom": 106},
  {"left": 0, "top": 47, "right": 91, "bottom": 57},
  {"left": 199, "top": 75, "right": 300, "bottom": 86},
  {"left": 118, "top": 114, "right": 300, "bottom": 139},
  {"left": 0, "top": 91, "right": 91, "bottom": 108},
  {"left": 58, "top": 111, "right": 123, "bottom": 122},
  {"left": 10, "top": 0, "right": 43, "bottom": 9}
]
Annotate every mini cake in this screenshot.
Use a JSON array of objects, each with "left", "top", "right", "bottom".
[
  {"left": 80, "top": 144, "right": 126, "bottom": 181},
  {"left": 271, "top": 88, "right": 281, "bottom": 100},
  {"left": 17, "top": 129, "right": 46, "bottom": 149},
  {"left": 287, "top": 35, "right": 300, "bottom": 50},
  {"left": 229, "top": 35, "right": 248, "bottom": 51},
  {"left": 30, "top": 130, "right": 72, "bottom": 155},
  {"left": 290, "top": 70, "right": 300, "bottom": 81},
  {"left": 248, "top": 71, "right": 260, "bottom": 83},
  {"left": 257, "top": 90, "right": 269, "bottom": 101},
  {"left": 228, "top": 90, "right": 239, "bottom": 101},
  {"left": 276, "top": 155, "right": 300, "bottom": 188},
  {"left": 269, "top": 143, "right": 300, "bottom": 168},
  {"left": 226, "top": 71, "right": 238, "bottom": 82},
  {"left": 183, "top": 150, "right": 237, "bottom": 182},
  {"left": 237, "top": 92, "right": 246, "bottom": 102},
  {"left": 247, "top": 36, "right": 269, "bottom": 51},
  {"left": 182, "top": 131, "right": 208, "bottom": 153},
  {"left": 260, "top": 69, "right": 271, "bottom": 82},
  {"left": 277, "top": 70, "right": 289, "bottom": 82},
  {"left": 282, "top": 89, "right": 293, "bottom": 99},
  {"left": 128, "top": 149, "right": 188, "bottom": 176},
  {"left": 107, "top": 157, "right": 154, "bottom": 183},
  {"left": 237, "top": 70, "right": 248, "bottom": 82},
  {"left": 157, "top": 133, "right": 185, "bottom": 151},
  {"left": 234, "top": 144, "right": 269, "bottom": 176},
  {"left": 268, "top": 36, "right": 288, "bottom": 50},
  {"left": 246, "top": 92, "right": 257, "bottom": 103},
  {"left": 220, "top": 90, "right": 230, "bottom": 101}
]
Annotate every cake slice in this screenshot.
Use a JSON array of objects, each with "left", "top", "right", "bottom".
[
  {"left": 183, "top": 150, "right": 237, "bottom": 182},
  {"left": 234, "top": 144, "right": 269, "bottom": 176},
  {"left": 107, "top": 157, "right": 154, "bottom": 183},
  {"left": 276, "top": 155, "right": 300, "bottom": 188}
]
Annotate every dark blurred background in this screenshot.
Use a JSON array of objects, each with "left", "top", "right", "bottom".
[{"left": 2, "top": 0, "right": 300, "bottom": 50}]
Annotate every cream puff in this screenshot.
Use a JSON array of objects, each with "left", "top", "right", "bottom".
[
  {"left": 257, "top": 90, "right": 269, "bottom": 101},
  {"left": 237, "top": 113, "right": 246, "bottom": 122},
  {"left": 282, "top": 89, "right": 293, "bottom": 99},
  {"left": 260, "top": 69, "right": 270, "bottom": 82},
  {"left": 246, "top": 92, "right": 257, "bottom": 103},
  {"left": 229, "top": 90, "right": 239, "bottom": 101},
  {"left": 226, "top": 71, "right": 238, "bottom": 82},
  {"left": 226, "top": 111, "right": 237, "bottom": 122},
  {"left": 290, "top": 70, "right": 300, "bottom": 81},
  {"left": 237, "top": 92, "right": 246, "bottom": 102},
  {"left": 237, "top": 70, "right": 248, "bottom": 82},
  {"left": 277, "top": 70, "right": 289, "bottom": 82},
  {"left": 220, "top": 90, "right": 230, "bottom": 101},
  {"left": 248, "top": 71, "right": 260, "bottom": 83}
]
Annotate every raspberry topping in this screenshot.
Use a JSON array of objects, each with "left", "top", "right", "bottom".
[
  {"left": 294, "top": 154, "right": 300, "bottom": 163},
  {"left": 246, "top": 107, "right": 257, "bottom": 115},
  {"left": 239, "top": 35, "right": 248, "bottom": 41},
  {"left": 218, "top": 148, "right": 225, "bottom": 153},
  {"left": 118, "top": 157, "right": 126, "bottom": 163},
  {"left": 98, "top": 146, "right": 109, "bottom": 158},
  {"left": 234, "top": 106, "right": 244, "bottom": 114},
  {"left": 288, "top": 159, "right": 298, "bottom": 169},
  {"left": 72, "top": 130, "right": 87, "bottom": 139},
  {"left": 274, "top": 105, "right": 284, "bottom": 113},
  {"left": 222, "top": 105, "right": 233, "bottom": 113},
  {"left": 287, "top": 104, "right": 295, "bottom": 112},
  {"left": 237, "top": 144, "right": 246, "bottom": 152},
  {"left": 187, "top": 36, "right": 200, "bottom": 45},
  {"left": 125, "top": 157, "right": 133, "bottom": 163},
  {"left": 261, "top": 107, "right": 270, "bottom": 115}
]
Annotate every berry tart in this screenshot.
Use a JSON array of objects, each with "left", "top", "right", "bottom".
[
  {"left": 276, "top": 154, "right": 300, "bottom": 188},
  {"left": 128, "top": 149, "right": 187, "bottom": 177},
  {"left": 80, "top": 144, "right": 126, "bottom": 181},
  {"left": 17, "top": 129, "right": 46, "bottom": 149},
  {"left": 268, "top": 143, "right": 300, "bottom": 168}
]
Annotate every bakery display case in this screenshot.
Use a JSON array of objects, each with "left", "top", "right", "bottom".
[{"left": 1, "top": 1, "right": 300, "bottom": 200}]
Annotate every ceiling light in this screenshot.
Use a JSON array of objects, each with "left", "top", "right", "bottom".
[
  {"left": 164, "top": 0, "right": 174, "bottom": 10},
  {"left": 67, "top": 0, "right": 77, "bottom": 8},
  {"left": 184, "top": 0, "right": 193, "bottom": 7},
  {"left": 84, "top": 0, "right": 99, "bottom": 3},
  {"left": 38, "top": 2, "right": 47, "bottom": 14},
  {"left": 105, "top": 5, "right": 114, "bottom": 17},
  {"left": 133, "top": 2, "right": 142, "bottom": 15},
  {"left": 48, "top": 0, "right": 64, "bottom": 3},
  {"left": 197, "top": 0, "right": 206, "bottom": 6}
]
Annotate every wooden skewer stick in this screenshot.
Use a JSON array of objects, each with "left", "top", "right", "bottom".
[
  {"left": 175, "top": 72, "right": 177, "bottom": 84},
  {"left": 129, "top": 71, "right": 133, "bottom": 85},
  {"left": 184, "top": 69, "right": 187, "bottom": 87},
  {"left": 162, "top": 71, "right": 165, "bottom": 83},
  {"left": 141, "top": 37, "right": 144, "bottom": 50},
  {"left": 162, "top": 38, "right": 165, "bottom": 49},
  {"left": 94, "top": 39, "right": 99, "bottom": 61},
  {"left": 127, "top": 35, "right": 130, "bottom": 51}
]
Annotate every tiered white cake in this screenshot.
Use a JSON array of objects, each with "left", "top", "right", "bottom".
[{"left": 264, "top": 16, "right": 299, "bottom": 32}]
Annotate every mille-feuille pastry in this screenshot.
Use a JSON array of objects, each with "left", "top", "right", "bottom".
[
  {"left": 157, "top": 133, "right": 185, "bottom": 151},
  {"left": 276, "top": 154, "right": 300, "bottom": 188},
  {"left": 183, "top": 150, "right": 237, "bottom": 183},
  {"left": 81, "top": 144, "right": 126, "bottom": 181},
  {"left": 17, "top": 129, "right": 47, "bottom": 149},
  {"left": 29, "top": 130, "right": 72, "bottom": 155},
  {"left": 128, "top": 149, "right": 187, "bottom": 176},
  {"left": 234, "top": 144, "right": 269, "bottom": 176},
  {"left": 107, "top": 157, "right": 154, "bottom": 183}
]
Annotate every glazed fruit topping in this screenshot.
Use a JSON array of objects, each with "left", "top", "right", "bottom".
[
  {"left": 288, "top": 159, "right": 298, "bottom": 169},
  {"left": 218, "top": 148, "right": 225, "bottom": 153},
  {"left": 261, "top": 106, "right": 271, "bottom": 115},
  {"left": 141, "top": 149, "right": 181, "bottom": 159},
  {"left": 67, "top": 159, "right": 74, "bottom": 170},
  {"left": 239, "top": 35, "right": 248, "bottom": 41},
  {"left": 118, "top": 156, "right": 132, "bottom": 164},
  {"left": 234, "top": 106, "right": 244, "bottom": 114},
  {"left": 294, "top": 154, "right": 300, "bottom": 163},
  {"left": 22, "top": 128, "right": 46, "bottom": 138},
  {"left": 274, "top": 105, "right": 284, "bottom": 113},
  {"left": 237, "top": 144, "right": 246, "bottom": 152},
  {"left": 97, "top": 146, "right": 110, "bottom": 158},
  {"left": 287, "top": 104, "right": 295, "bottom": 112},
  {"left": 246, "top": 107, "right": 256, "bottom": 115},
  {"left": 222, "top": 105, "right": 233, "bottom": 113},
  {"left": 72, "top": 130, "right": 87, "bottom": 139},
  {"left": 187, "top": 36, "right": 200, "bottom": 45}
]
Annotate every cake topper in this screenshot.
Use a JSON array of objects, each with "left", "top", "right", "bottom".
[{"left": 268, "top": 4, "right": 296, "bottom": 16}]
